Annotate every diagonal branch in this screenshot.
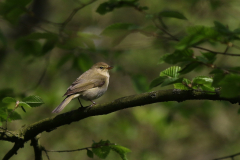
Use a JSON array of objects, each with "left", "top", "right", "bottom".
[
  {"left": 19, "top": 89, "right": 240, "bottom": 142},
  {"left": 2, "top": 141, "right": 24, "bottom": 160},
  {"left": 31, "top": 135, "right": 43, "bottom": 160}
]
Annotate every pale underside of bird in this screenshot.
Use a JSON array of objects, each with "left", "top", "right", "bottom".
[{"left": 52, "top": 62, "right": 113, "bottom": 113}]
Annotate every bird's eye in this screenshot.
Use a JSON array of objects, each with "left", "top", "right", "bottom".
[{"left": 99, "top": 67, "right": 104, "bottom": 69}]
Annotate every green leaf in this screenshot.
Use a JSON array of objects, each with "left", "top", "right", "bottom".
[
  {"left": 174, "top": 78, "right": 191, "bottom": 90},
  {"left": 96, "top": 0, "right": 147, "bottom": 15},
  {"left": 7, "top": 109, "right": 21, "bottom": 121},
  {"left": 15, "top": 39, "right": 42, "bottom": 56},
  {"left": 209, "top": 69, "right": 224, "bottom": 74},
  {"left": 149, "top": 76, "right": 168, "bottom": 89},
  {"left": 201, "top": 52, "right": 216, "bottom": 63},
  {"left": 159, "top": 49, "right": 194, "bottom": 64},
  {"left": 0, "top": 107, "right": 8, "bottom": 120},
  {"left": 110, "top": 145, "right": 131, "bottom": 160},
  {"left": 200, "top": 84, "right": 215, "bottom": 92},
  {"left": 19, "top": 102, "right": 31, "bottom": 108},
  {"left": 41, "top": 40, "right": 56, "bottom": 54},
  {"left": 176, "top": 34, "right": 206, "bottom": 50},
  {"left": 87, "top": 149, "right": 94, "bottom": 158},
  {"left": 0, "top": 107, "right": 21, "bottom": 122},
  {"left": 161, "top": 77, "right": 183, "bottom": 87},
  {"left": 22, "top": 95, "right": 44, "bottom": 107},
  {"left": 179, "top": 62, "right": 200, "bottom": 74},
  {"left": 212, "top": 73, "right": 226, "bottom": 87},
  {"left": 219, "top": 74, "right": 240, "bottom": 98},
  {"left": 0, "top": 0, "right": 32, "bottom": 25},
  {"left": 2, "top": 97, "right": 16, "bottom": 103},
  {"left": 160, "top": 66, "right": 181, "bottom": 78},
  {"left": 192, "top": 76, "right": 213, "bottom": 85},
  {"left": 132, "top": 75, "right": 149, "bottom": 92},
  {"left": 92, "top": 140, "right": 111, "bottom": 159},
  {"left": 159, "top": 11, "right": 187, "bottom": 20},
  {"left": 214, "top": 21, "right": 230, "bottom": 34}
]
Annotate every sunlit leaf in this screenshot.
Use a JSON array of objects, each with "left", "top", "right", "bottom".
[
  {"left": 22, "top": 95, "right": 44, "bottom": 107},
  {"left": 174, "top": 78, "right": 191, "bottom": 90},
  {"left": 110, "top": 145, "right": 131, "bottom": 160},
  {"left": 192, "top": 76, "right": 213, "bottom": 85},
  {"left": 160, "top": 66, "right": 181, "bottom": 78},
  {"left": 19, "top": 102, "right": 31, "bottom": 108}
]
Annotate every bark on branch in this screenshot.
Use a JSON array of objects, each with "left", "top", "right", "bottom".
[{"left": 1, "top": 89, "right": 240, "bottom": 150}]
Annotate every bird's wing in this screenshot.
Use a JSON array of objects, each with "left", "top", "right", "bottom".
[{"left": 63, "top": 74, "right": 106, "bottom": 96}]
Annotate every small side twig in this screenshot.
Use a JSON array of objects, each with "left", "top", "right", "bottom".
[
  {"left": 5, "top": 101, "right": 20, "bottom": 129},
  {"left": 59, "top": 0, "right": 98, "bottom": 33},
  {"left": 213, "top": 152, "right": 240, "bottom": 160},
  {"left": 45, "top": 143, "right": 115, "bottom": 153}
]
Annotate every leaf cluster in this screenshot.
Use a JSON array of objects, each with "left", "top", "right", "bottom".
[{"left": 87, "top": 140, "right": 131, "bottom": 160}]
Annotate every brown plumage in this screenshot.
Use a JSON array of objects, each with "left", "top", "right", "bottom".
[{"left": 52, "top": 62, "right": 113, "bottom": 113}]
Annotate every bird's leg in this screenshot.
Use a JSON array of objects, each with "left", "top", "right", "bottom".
[
  {"left": 89, "top": 100, "right": 96, "bottom": 107},
  {"left": 78, "top": 98, "right": 83, "bottom": 108}
]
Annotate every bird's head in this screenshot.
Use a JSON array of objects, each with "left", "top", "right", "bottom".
[{"left": 92, "top": 62, "right": 113, "bottom": 74}]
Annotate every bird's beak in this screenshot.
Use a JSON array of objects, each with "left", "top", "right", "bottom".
[{"left": 107, "top": 66, "right": 113, "bottom": 70}]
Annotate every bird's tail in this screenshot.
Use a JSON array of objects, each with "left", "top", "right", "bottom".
[{"left": 52, "top": 95, "right": 75, "bottom": 113}]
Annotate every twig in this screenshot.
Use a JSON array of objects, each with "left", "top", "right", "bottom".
[
  {"left": 45, "top": 143, "right": 115, "bottom": 153},
  {"left": 42, "top": 148, "right": 50, "bottom": 160},
  {"left": 223, "top": 46, "right": 229, "bottom": 54},
  {"left": 152, "top": 19, "right": 240, "bottom": 57},
  {"left": 213, "top": 152, "right": 240, "bottom": 160},
  {"left": 59, "top": 0, "right": 98, "bottom": 33},
  {"left": 26, "top": 55, "right": 50, "bottom": 92},
  {"left": 5, "top": 101, "right": 20, "bottom": 130}
]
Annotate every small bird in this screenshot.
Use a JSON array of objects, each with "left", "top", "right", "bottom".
[{"left": 52, "top": 62, "right": 113, "bottom": 113}]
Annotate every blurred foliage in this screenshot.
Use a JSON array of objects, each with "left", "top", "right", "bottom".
[{"left": 1, "top": 0, "right": 240, "bottom": 160}]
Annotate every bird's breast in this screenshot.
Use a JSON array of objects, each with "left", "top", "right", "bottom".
[{"left": 80, "top": 75, "right": 109, "bottom": 101}]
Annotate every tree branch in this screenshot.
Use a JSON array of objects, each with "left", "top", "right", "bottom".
[
  {"left": 18, "top": 89, "right": 240, "bottom": 142},
  {"left": 0, "top": 129, "right": 22, "bottom": 143},
  {"left": 2, "top": 89, "right": 240, "bottom": 152},
  {"left": 31, "top": 135, "right": 43, "bottom": 160}
]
